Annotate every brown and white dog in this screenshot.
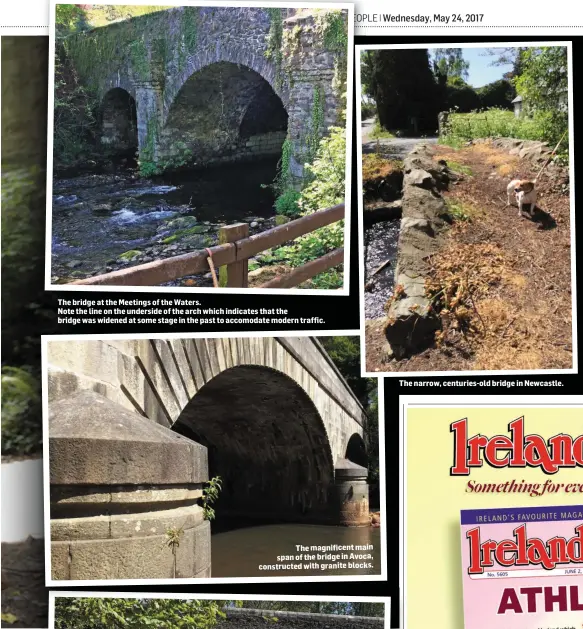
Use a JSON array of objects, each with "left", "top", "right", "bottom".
[{"left": 507, "top": 179, "right": 537, "bottom": 217}]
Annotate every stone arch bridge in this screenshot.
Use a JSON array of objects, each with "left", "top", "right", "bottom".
[
  {"left": 47, "top": 336, "right": 370, "bottom": 580},
  {"left": 63, "top": 7, "right": 347, "bottom": 178}
]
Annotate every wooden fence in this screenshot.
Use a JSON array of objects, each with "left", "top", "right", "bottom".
[{"left": 71, "top": 203, "right": 345, "bottom": 289}]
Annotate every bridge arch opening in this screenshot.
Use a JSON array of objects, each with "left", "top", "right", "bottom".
[
  {"left": 345, "top": 433, "right": 368, "bottom": 468},
  {"left": 171, "top": 365, "right": 334, "bottom": 528},
  {"left": 160, "top": 61, "right": 288, "bottom": 169},
  {"left": 100, "top": 87, "right": 138, "bottom": 157}
]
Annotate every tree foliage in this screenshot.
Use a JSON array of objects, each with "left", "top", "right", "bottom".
[
  {"left": 514, "top": 46, "right": 568, "bottom": 146},
  {"left": 432, "top": 48, "right": 470, "bottom": 81},
  {"left": 363, "top": 49, "right": 438, "bottom": 133}
]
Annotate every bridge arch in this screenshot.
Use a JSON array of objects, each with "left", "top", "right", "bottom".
[
  {"left": 158, "top": 61, "right": 288, "bottom": 166},
  {"left": 46, "top": 337, "right": 366, "bottom": 470},
  {"left": 99, "top": 87, "right": 138, "bottom": 156},
  {"left": 172, "top": 364, "right": 334, "bottom": 520}
]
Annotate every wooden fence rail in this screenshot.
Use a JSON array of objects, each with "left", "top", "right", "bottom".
[{"left": 71, "top": 203, "right": 345, "bottom": 288}]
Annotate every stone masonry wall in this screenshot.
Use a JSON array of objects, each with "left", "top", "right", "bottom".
[
  {"left": 217, "top": 609, "right": 384, "bottom": 628},
  {"left": 65, "top": 7, "right": 347, "bottom": 177},
  {"left": 45, "top": 336, "right": 366, "bottom": 467}
]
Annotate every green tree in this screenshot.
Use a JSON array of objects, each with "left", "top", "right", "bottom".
[
  {"left": 432, "top": 48, "right": 470, "bottom": 81},
  {"left": 54, "top": 598, "right": 225, "bottom": 629},
  {"left": 514, "top": 46, "right": 568, "bottom": 146},
  {"left": 476, "top": 78, "right": 515, "bottom": 109},
  {"left": 366, "top": 49, "right": 438, "bottom": 133}
]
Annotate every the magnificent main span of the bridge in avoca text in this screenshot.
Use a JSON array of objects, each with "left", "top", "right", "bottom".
[
  {"left": 47, "top": 337, "right": 370, "bottom": 580},
  {"left": 62, "top": 6, "right": 347, "bottom": 180}
]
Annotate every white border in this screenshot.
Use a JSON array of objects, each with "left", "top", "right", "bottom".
[
  {"left": 399, "top": 395, "right": 583, "bottom": 629},
  {"left": 356, "top": 41, "right": 577, "bottom": 377},
  {"left": 48, "top": 593, "right": 391, "bottom": 628},
  {"left": 41, "top": 330, "right": 387, "bottom": 586},
  {"left": 44, "top": 0, "right": 354, "bottom": 296}
]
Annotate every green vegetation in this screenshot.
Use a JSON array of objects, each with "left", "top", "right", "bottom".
[
  {"left": 369, "top": 119, "right": 394, "bottom": 140},
  {"left": 1, "top": 367, "right": 42, "bottom": 455},
  {"left": 118, "top": 249, "right": 142, "bottom": 261},
  {"left": 201, "top": 476, "right": 222, "bottom": 521},
  {"left": 54, "top": 598, "right": 384, "bottom": 628},
  {"left": 445, "top": 199, "right": 473, "bottom": 222},
  {"left": 265, "top": 127, "right": 345, "bottom": 288},
  {"left": 265, "top": 8, "right": 284, "bottom": 90},
  {"left": 439, "top": 107, "right": 557, "bottom": 145},
  {"left": 275, "top": 189, "right": 301, "bottom": 217},
  {"left": 54, "top": 598, "right": 225, "bottom": 629},
  {"left": 306, "top": 84, "right": 325, "bottom": 165},
  {"left": 363, "top": 45, "right": 568, "bottom": 151}
]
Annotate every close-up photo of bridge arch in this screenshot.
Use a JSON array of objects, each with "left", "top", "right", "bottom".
[
  {"left": 46, "top": 2, "right": 353, "bottom": 291},
  {"left": 42, "top": 334, "right": 385, "bottom": 584}
]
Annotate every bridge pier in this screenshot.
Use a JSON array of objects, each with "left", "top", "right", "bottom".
[
  {"left": 49, "top": 391, "right": 211, "bottom": 581},
  {"left": 134, "top": 81, "right": 165, "bottom": 166},
  {"left": 334, "top": 459, "right": 370, "bottom": 527}
]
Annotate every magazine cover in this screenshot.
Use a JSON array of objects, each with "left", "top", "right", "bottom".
[
  {"left": 460, "top": 505, "right": 583, "bottom": 629},
  {"left": 405, "top": 405, "right": 583, "bottom": 629}
]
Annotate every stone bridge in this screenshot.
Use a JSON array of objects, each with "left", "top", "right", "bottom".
[
  {"left": 47, "top": 336, "right": 370, "bottom": 580},
  {"left": 63, "top": 7, "right": 348, "bottom": 178}
]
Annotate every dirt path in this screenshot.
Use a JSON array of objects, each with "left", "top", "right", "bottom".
[
  {"left": 361, "top": 118, "right": 437, "bottom": 157},
  {"left": 366, "top": 141, "right": 573, "bottom": 373}
]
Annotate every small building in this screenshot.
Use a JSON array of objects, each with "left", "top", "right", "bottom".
[{"left": 512, "top": 95, "right": 523, "bottom": 118}]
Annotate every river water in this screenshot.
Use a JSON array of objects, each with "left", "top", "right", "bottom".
[
  {"left": 211, "top": 523, "right": 381, "bottom": 578},
  {"left": 50, "top": 158, "right": 279, "bottom": 284}
]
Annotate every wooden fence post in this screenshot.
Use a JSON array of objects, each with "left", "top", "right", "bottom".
[{"left": 218, "top": 223, "right": 249, "bottom": 288}]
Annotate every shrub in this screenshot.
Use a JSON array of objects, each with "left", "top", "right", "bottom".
[
  {"left": 275, "top": 189, "right": 301, "bottom": 217},
  {"left": 441, "top": 108, "right": 557, "bottom": 145},
  {"left": 269, "top": 127, "right": 346, "bottom": 288}
]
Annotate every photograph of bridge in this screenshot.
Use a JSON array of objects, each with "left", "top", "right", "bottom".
[
  {"left": 46, "top": 2, "right": 353, "bottom": 292},
  {"left": 43, "top": 334, "right": 384, "bottom": 583},
  {"left": 357, "top": 42, "right": 576, "bottom": 376},
  {"left": 50, "top": 594, "right": 389, "bottom": 628}
]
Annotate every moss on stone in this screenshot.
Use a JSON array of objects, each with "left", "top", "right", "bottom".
[{"left": 119, "top": 249, "right": 142, "bottom": 261}]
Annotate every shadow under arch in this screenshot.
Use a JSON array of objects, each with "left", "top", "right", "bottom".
[
  {"left": 99, "top": 87, "right": 138, "bottom": 157},
  {"left": 172, "top": 365, "right": 335, "bottom": 529},
  {"left": 345, "top": 433, "right": 368, "bottom": 468},
  {"left": 160, "top": 61, "right": 288, "bottom": 168}
]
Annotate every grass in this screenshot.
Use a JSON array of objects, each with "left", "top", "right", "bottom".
[
  {"left": 445, "top": 160, "right": 473, "bottom": 176},
  {"left": 369, "top": 119, "right": 394, "bottom": 140},
  {"left": 362, "top": 154, "right": 402, "bottom": 184},
  {"left": 445, "top": 199, "right": 473, "bottom": 222}
]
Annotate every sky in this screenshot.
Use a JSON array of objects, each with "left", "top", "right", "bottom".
[{"left": 429, "top": 47, "right": 515, "bottom": 88}]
